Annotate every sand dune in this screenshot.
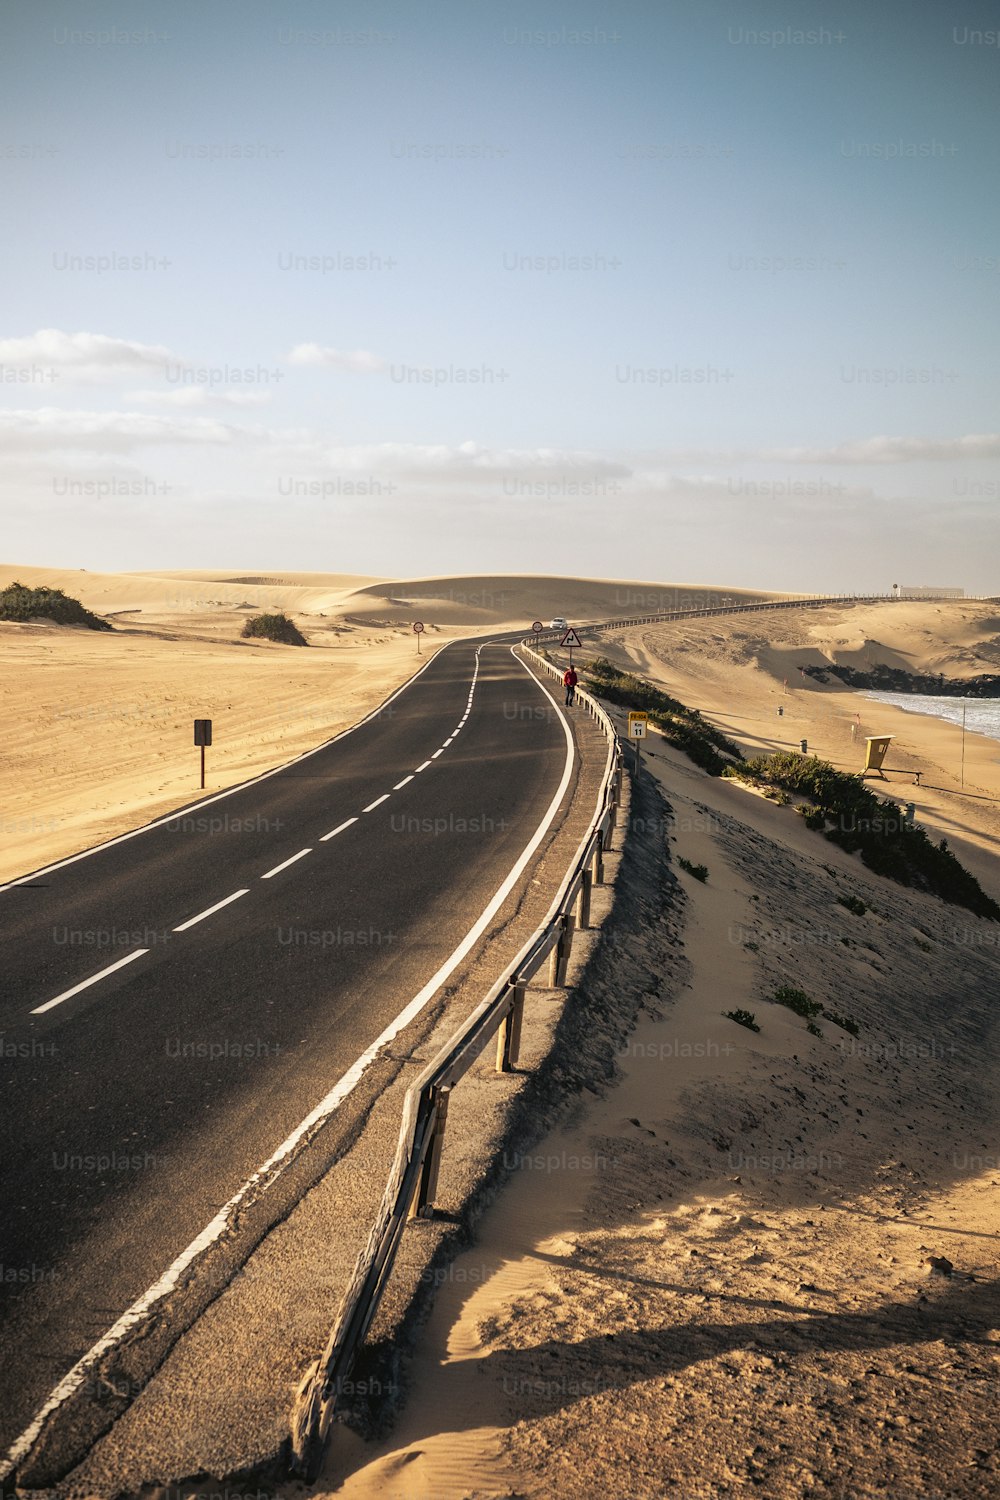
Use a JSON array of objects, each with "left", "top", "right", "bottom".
[
  {"left": 0, "top": 566, "right": 778, "bottom": 884},
  {"left": 0, "top": 564, "right": 385, "bottom": 619},
  {"left": 588, "top": 600, "right": 1000, "bottom": 904},
  {"left": 4, "top": 575, "right": 996, "bottom": 890},
  {"left": 349, "top": 574, "right": 781, "bottom": 627}
]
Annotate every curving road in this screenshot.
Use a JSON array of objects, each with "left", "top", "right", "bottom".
[{"left": 0, "top": 638, "right": 573, "bottom": 1466}]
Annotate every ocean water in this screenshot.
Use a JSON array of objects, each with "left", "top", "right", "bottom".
[{"left": 864, "top": 691, "right": 1000, "bottom": 748}]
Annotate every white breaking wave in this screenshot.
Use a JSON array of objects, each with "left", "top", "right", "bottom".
[{"left": 864, "top": 691, "right": 1000, "bottom": 747}]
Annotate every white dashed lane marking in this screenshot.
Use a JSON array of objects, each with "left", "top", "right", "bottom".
[
  {"left": 172, "top": 888, "right": 249, "bottom": 932},
  {"left": 320, "top": 817, "right": 358, "bottom": 842},
  {"left": 261, "top": 848, "right": 312, "bottom": 880},
  {"left": 30, "top": 949, "right": 151, "bottom": 1016}
]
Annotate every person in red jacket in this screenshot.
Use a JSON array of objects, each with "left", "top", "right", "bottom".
[{"left": 563, "top": 664, "right": 579, "bottom": 706}]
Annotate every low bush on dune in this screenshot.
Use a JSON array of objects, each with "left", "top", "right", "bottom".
[
  {"left": 724, "top": 1008, "right": 760, "bottom": 1032},
  {"left": 241, "top": 612, "right": 308, "bottom": 646},
  {"left": 726, "top": 751, "right": 1000, "bottom": 920},
  {"left": 584, "top": 657, "right": 744, "bottom": 775},
  {"left": 768, "top": 985, "right": 822, "bottom": 1019},
  {"left": 581, "top": 656, "right": 998, "bottom": 919},
  {"left": 0, "top": 581, "right": 112, "bottom": 630}
]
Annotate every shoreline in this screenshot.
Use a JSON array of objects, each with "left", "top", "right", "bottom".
[{"left": 863, "top": 689, "right": 1000, "bottom": 746}]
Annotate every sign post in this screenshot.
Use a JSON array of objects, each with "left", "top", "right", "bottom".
[
  {"left": 193, "top": 719, "right": 212, "bottom": 789},
  {"left": 413, "top": 620, "right": 424, "bottom": 654},
  {"left": 628, "top": 710, "right": 648, "bottom": 775},
  {"left": 531, "top": 619, "right": 542, "bottom": 650},
  {"left": 560, "top": 626, "right": 583, "bottom": 667}
]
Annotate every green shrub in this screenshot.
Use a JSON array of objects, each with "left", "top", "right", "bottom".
[
  {"left": 837, "top": 894, "right": 867, "bottom": 917},
  {"left": 0, "top": 581, "right": 111, "bottom": 630},
  {"left": 241, "top": 612, "right": 308, "bottom": 646},
  {"left": 584, "top": 658, "right": 744, "bottom": 776},
  {"left": 677, "top": 857, "right": 709, "bottom": 882},
  {"left": 768, "top": 985, "right": 823, "bottom": 1019},
  {"left": 724, "top": 1008, "right": 759, "bottom": 1032},
  {"left": 726, "top": 750, "right": 999, "bottom": 920},
  {"left": 806, "top": 1021, "right": 824, "bottom": 1037},
  {"left": 822, "top": 1009, "right": 859, "bottom": 1037}
]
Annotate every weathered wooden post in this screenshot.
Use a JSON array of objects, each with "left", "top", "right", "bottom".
[
  {"left": 411, "top": 1085, "right": 451, "bottom": 1219},
  {"left": 591, "top": 833, "right": 604, "bottom": 886},
  {"left": 496, "top": 982, "right": 526, "bottom": 1073},
  {"left": 547, "top": 915, "right": 572, "bottom": 986},
  {"left": 575, "top": 868, "right": 592, "bottom": 929}
]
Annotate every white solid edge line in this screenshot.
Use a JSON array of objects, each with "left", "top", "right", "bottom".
[
  {"left": 260, "top": 848, "right": 312, "bottom": 880},
  {"left": 0, "top": 642, "right": 453, "bottom": 895},
  {"left": 415, "top": 760, "right": 433, "bottom": 773},
  {"left": 30, "top": 948, "right": 150, "bottom": 1016},
  {"left": 172, "top": 888, "right": 249, "bottom": 932},
  {"left": 393, "top": 775, "right": 414, "bottom": 790},
  {"left": 362, "top": 794, "right": 390, "bottom": 813},
  {"left": 319, "top": 817, "right": 358, "bottom": 842},
  {"left": 0, "top": 638, "right": 545, "bottom": 1483}
]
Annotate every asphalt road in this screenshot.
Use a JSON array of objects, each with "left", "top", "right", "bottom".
[{"left": 0, "top": 639, "right": 572, "bottom": 1463}]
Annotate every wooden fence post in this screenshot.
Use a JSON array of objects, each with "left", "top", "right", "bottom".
[
  {"left": 575, "top": 868, "right": 592, "bottom": 929},
  {"left": 411, "top": 1086, "right": 451, "bottom": 1219},
  {"left": 496, "top": 982, "right": 526, "bottom": 1072},
  {"left": 547, "top": 916, "right": 572, "bottom": 986}
]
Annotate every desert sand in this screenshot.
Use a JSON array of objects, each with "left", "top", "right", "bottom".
[
  {"left": 0, "top": 567, "right": 774, "bottom": 886},
  {"left": 6, "top": 572, "right": 1000, "bottom": 1495},
  {"left": 316, "top": 599, "right": 1000, "bottom": 1500}
]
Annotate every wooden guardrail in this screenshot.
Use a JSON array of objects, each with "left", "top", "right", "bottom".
[{"left": 287, "top": 645, "right": 622, "bottom": 1479}]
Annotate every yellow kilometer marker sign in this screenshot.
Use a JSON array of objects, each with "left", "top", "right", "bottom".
[{"left": 627, "top": 712, "right": 648, "bottom": 773}]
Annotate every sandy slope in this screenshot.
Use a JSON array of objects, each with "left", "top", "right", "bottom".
[
  {"left": 318, "top": 604, "right": 1000, "bottom": 1500},
  {"left": 347, "top": 575, "right": 778, "bottom": 628},
  {"left": 0, "top": 566, "right": 421, "bottom": 884},
  {"left": 594, "top": 600, "right": 1000, "bottom": 905}
]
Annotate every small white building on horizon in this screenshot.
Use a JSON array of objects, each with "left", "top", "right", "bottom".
[{"left": 891, "top": 584, "right": 965, "bottom": 599}]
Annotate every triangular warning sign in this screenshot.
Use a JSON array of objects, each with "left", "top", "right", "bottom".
[{"left": 560, "top": 628, "right": 583, "bottom": 648}]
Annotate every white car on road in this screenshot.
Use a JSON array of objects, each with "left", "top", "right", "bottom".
[{"left": 549, "top": 617, "right": 568, "bottom": 631}]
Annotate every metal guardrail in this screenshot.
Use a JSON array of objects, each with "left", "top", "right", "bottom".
[{"left": 288, "top": 646, "right": 623, "bottom": 1479}]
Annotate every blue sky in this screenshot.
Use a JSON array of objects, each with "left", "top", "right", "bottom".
[{"left": 1, "top": 0, "right": 998, "bottom": 590}]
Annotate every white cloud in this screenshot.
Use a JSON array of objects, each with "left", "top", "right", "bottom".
[
  {"left": 129, "top": 388, "right": 272, "bottom": 410},
  {"left": 0, "top": 329, "right": 175, "bottom": 381},
  {"left": 287, "top": 342, "right": 387, "bottom": 372},
  {"left": 267, "top": 438, "right": 632, "bottom": 484},
  {"left": 0, "top": 407, "right": 247, "bottom": 451},
  {"left": 642, "top": 434, "right": 1000, "bottom": 465}
]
